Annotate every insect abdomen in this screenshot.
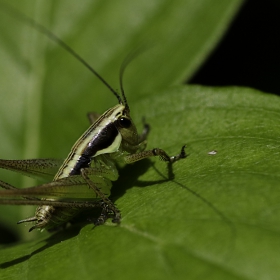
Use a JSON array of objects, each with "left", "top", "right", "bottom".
[
  {"left": 28, "top": 205, "right": 82, "bottom": 231},
  {"left": 28, "top": 155, "right": 119, "bottom": 231}
]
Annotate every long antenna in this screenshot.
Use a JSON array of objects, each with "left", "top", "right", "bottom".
[
  {"left": 119, "top": 44, "right": 150, "bottom": 111},
  {"left": 119, "top": 56, "right": 130, "bottom": 111},
  {"left": 2, "top": 3, "right": 123, "bottom": 104}
]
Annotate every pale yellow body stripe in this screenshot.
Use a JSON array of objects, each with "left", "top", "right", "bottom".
[{"left": 54, "top": 104, "right": 125, "bottom": 180}]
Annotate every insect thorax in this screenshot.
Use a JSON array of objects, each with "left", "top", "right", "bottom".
[{"left": 54, "top": 104, "right": 138, "bottom": 180}]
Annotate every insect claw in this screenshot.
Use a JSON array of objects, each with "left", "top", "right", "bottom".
[
  {"left": 112, "top": 217, "right": 121, "bottom": 224},
  {"left": 94, "top": 216, "right": 106, "bottom": 226},
  {"left": 92, "top": 201, "right": 121, "bottom": 225},
  {"left": 180, "top": 144, "right": 187, "bottom": 159}
]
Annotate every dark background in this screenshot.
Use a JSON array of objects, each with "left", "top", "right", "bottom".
[{"left": 190, "top": 0, "right": 280, "bottom": 95}]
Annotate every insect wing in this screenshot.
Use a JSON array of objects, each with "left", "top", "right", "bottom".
[
  {"left": 0, "top": 173, "right": 111, "bottom": 201},
  {"left": 0, "top": 158, "right": 63, "bottom": 181}
]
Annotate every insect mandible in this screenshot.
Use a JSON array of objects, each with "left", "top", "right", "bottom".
[{"left": 0, "top": 4, "right": 186, "bottom": 232}]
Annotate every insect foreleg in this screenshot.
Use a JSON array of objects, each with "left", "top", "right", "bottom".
[
  {"left": 137, "top": 118, "right": 150, "bottom": 143},
  {"left": 124, "top": 145, "right": 186, "bottom": 164},
  {"left": 80, "top": 168, "right": 121, "bottom": 225},
  {"left": 121, "top": 119, "right": 150, "bottom": 154}
]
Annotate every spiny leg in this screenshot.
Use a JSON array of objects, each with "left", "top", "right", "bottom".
[
  {"left": 0, "top": 180, "right": 41, "bottom": 201},
  {"left": 80, "top": 168, "right": 121, "bottom": 225},
  {"left": 0, "top": 180, "right": 18, "bottom": 190},
  {"left": 124, "top": 145, "right": 186, "bottom": 164},
  {"left": 90, "top": 201, "right": 118, "bottom": 226}
]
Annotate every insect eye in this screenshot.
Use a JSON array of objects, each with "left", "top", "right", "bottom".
[{"left": 119, "top": 117, "right": 131, "bottom": 128}]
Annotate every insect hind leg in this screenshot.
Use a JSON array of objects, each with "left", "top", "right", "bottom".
[{"left": 0, "top": 180, "right": 19, "bottom": 190}]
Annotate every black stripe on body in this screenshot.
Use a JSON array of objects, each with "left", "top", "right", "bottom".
[
  {"left": 69, "top": 122, "right": 119, "bottom": 175},
  {"left": 83, "top": 122, "right": 119, "bottom": 157},
  {"left": 69, "top": 155, "right": 91, "bottom": 175}
]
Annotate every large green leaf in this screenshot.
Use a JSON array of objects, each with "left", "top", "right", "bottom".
[
  {"left": 1, "top": 86, "right": 280, "bottom": 280},
  {"left": 0, "top": 0, "right": 263, "bottom": 279}
]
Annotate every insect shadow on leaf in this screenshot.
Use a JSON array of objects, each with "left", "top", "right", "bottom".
[{"left": 152, "top": 163, "right": 237, "bottom": 263}]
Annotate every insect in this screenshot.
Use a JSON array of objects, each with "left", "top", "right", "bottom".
[{"left": 0, "top": 4, "right": 186, "bottom": 232}]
